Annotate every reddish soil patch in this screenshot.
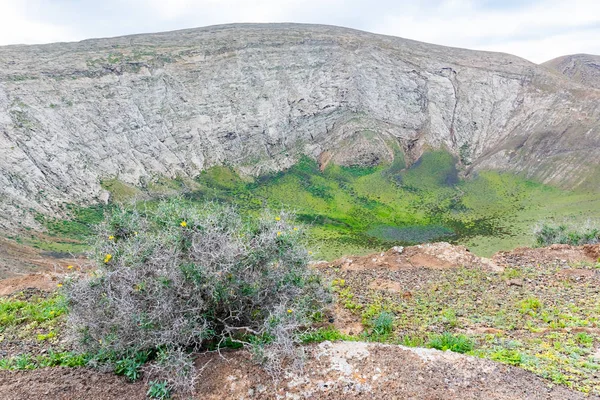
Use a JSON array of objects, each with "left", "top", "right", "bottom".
[
  {"left": 583, "top": 244, "right": 600, "bottom": 260},
  {"left": 494, "top": 244, "right": 597, "bottom": 267},
  {"left": 368, "top": 278, "right": 404, "bottom": 292},
  {"left": 556, "top": 268, "right": 597, "bottom": 278},
  {"left": 332, "top": 304, "right": 363, "bottom": 335},
  {"left": 0, "top": 237, "right": 88, "bottom": 294},
  {"left": 408, "top": 253, "right": 454, "bottom": 269},
  {"left": 325, "top": 242, "right": 502, "bottom": 273},
  {"left": 318, "top": 150, "right": 334, "bottom": 171},
  {"left": 0, "top": 273, "right": 59, "bottom": 296}
]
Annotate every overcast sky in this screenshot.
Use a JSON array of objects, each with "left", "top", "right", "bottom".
[{"left": 1, "top": 0, "right": 599, "bottom": 63}]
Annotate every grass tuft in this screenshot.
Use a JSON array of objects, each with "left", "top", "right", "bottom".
[{"left": 427, "top": 332, "right": 474, "bottom": 354}]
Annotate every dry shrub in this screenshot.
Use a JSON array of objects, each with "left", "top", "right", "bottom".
[{"left": 65, "top": 198, "right": 329, "bottom": 392}]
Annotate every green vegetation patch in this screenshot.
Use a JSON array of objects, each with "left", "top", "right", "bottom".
[
  {"left": 0, "top": 292, "right": 66, "bottom": 328},
  {"left": 27, "top": 149, "right": 600, "bottom": 259},
  {"left": 535, "top": 222, "right": 600, "bottom": 247},
  {"left": 0, "top": 351, "right": 88, "bottom": 370},
  {"left": 0, "top": 290, "right": 70, "bottom": 368},
  {"left": 100, "top": 179, "right": 142, "bottom": 203},
  {"left": 27, "top": 204, "right": 108, "bottom": 254},
  {"left": 427, "top": 332, "right": 474, "bottom": 353}
]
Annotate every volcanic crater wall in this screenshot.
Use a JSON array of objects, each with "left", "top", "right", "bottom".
[{"left": 1, "top": 24, "right": 599, "bottom": 228}]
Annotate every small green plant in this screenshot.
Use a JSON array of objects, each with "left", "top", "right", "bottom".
[
  {"left": 36, "top": 331, "right": 56, "bottom": 341},
  {"left": 575, "top": 332, "right": 593, "bottom": 346},
  {"left": 518, "top": 297, "right": 542, "bottom": 315},
  {"left": 14, "top": 354, "right": 35, "bottom": 370},
  {"left": 490, "top": 348, "right": 524, "bottom": 366},
  {"left": 502, "top": 268, "right": 522, "bottom": 279},
  {"left": 35, "top": 351, "right": 88, "bottom": 368},
  {"left": 0, "top": 293, "right": 66, "bottom": 326},
  {"left": 427, "top": 332, "right": 474, "bottom": 354},
  {"left": 336, "top": 287, "right": 361, "bottom": 310},
  {"left": 548, "top": 371, "right": 571, "bottom": 386},
  {"left": 147, "top": 381, "right": 171, "bottom": 399},
  {"left": 0, "top": 352, "right": 88, "bottom": 371},
  {"left": 440, "top": 308, "right": 458, "bottom": 328},
  {"left": 114, "top": 351, "right": 150, "bottom": 381},
  {"left": 371, "top": 311, "right": 395, "bottom": 336},
  {"left": 400, "top": 335, "right": 424, "bottom": 347}
]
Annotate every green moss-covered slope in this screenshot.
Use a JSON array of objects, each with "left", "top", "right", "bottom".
[{"left": 33, "top": 150, "right": 600, "bottom": 259}]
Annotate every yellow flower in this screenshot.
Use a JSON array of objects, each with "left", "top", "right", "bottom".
[
  {"left": 287, "top": 309, "right": 293, "bottom": 314},
  {"left": 104, "top": 254, "right": 113, "bottom": 263},
  {"left": 134, "top": 231, "right": 138, "bottom": 236},
  {"left": 108, "top": 235, "right": 115, "bottom": 241},
  {"left": 308, "top": 251, "right": 313, "bottom": 255},
  {"left": 57, "top": 283, "right": 63, "bottom": 288},
  {"left": 293, "top": 227, "right": 299, "bottom": 231},
  {"left": 67, "top": 265, "right": 74, "bottom": 270},
  {"left": 275, "top": 216, "right": 281, "bottom": 221},
  {"left": 180, "top": 221, "right": 187, "bottom": 227},
  {"left": 277, "top": 231, "right": 282, "bottom": 236}
]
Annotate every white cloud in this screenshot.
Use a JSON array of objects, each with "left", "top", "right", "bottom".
[
  {"left": 483, "top": 29, "right": 600, "bottom": 63},
  {"left": 0, "top": 0, "right": 598, "bottom": 63},
  {"left": 0, "top": 2, "right": 76, "bottom": 45},
  {"left": 374, "top": 0, "right": 600, "bottom": 62}
]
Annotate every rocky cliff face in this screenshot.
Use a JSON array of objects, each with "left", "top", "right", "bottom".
[
  {"left": 543, "top": 54, "right": 600, "bottom": 89},
  {"left": 1, "top": 24, "right": 600, "bottom": 229}
]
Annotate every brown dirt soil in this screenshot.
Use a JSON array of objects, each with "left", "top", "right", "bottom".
[
  {"left": 332, "top": 304, "right": 364, "bottom": 335},
  {"left": 583, "top": 244, "right": 600, "bottom": 260},
  {"left": 0, "top": 367, "right": 145, "bottom": 400},
  {"left": 0, "top": 237, "right": 86, "bottom": 282},
  {"left": 326, "top": 242, "right": 502, "bottom": 273},
  {"left": 0, "top": 273, "right": 60, "bottom": 296},
  {"left": 493, "top": 243, "right": 599, "bottom": 267},
  {"left": 0, "top": 237, "right": 90, "bottom": 295},
  {"left": 368, "top": 278, "right": 404, "bottom": 292}
]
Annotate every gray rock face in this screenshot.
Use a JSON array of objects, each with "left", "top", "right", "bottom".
[
  {"left": 543, "top": 54, "right": 600, "bottom": 89},
  {"left": 1, "top": 24, "right": 600, "bottom": 229}
]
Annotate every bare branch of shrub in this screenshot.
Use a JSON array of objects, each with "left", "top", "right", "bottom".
[{"left": 64, "top": 198, "right": 330, "bottom": 393}]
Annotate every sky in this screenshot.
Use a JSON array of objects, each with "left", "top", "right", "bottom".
[{"left": 1, "top": 0, "right": 599, "bottom": 63}]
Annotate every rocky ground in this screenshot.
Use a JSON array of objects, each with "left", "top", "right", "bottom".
[
  {"left": 0, "top": 242, "right": 599, "bottom": 398},
  {"left": 0, "top": 341, "right": 595, "bottom": 400},
  {"left": 543, "top": 53, "right": 600, "bottom": 89}
]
